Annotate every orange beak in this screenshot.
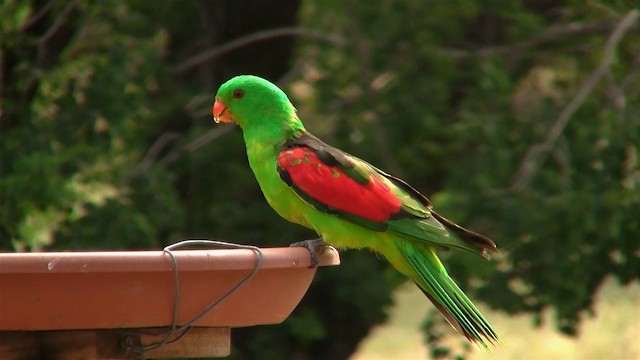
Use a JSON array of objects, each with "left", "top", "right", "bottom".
[{"left": 213, "top": 99, "right": 234, "bottom": 123}]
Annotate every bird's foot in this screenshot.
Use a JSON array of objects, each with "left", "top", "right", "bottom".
[{"left": 290, "top": 237, "right": 325, "bottom": 268}]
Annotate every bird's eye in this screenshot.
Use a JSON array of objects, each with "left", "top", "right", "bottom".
[{"left": 233, "top": 89, "right": 244, "bottom": 99}]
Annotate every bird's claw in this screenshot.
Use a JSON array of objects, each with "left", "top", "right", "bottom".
[{"left": 290, "top": 237, "right": 325, "bottom": 268}]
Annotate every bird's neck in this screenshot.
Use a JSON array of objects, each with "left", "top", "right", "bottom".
[
  {"left": 242, "top": 116, "right": 305, "bottom": 154},
  {"left": 242, "top": 121, "right": 304, "bottom": 192}
]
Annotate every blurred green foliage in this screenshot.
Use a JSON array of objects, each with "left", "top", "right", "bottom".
[{"left": 1, "top": 1, "right": 638, "bottom": 359}]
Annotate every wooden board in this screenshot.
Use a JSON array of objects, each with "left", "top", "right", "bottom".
[{"left": 0, "top": 327, "right": 230, "bottom": 359}]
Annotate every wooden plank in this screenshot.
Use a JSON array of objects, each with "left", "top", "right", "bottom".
[
  {"left": 0, "top": 327, "right": 230, "bottom": 359},
  {"left": 0, "top": 332, "right": 39, "bottom": 360},
  {"left": 140, "top": 327, "right": 230, "bottom": 359},
  {"left": 41, "top": 331, "right": 100, "bottom": 359}
]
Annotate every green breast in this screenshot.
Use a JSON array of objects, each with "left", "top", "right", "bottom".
[{"left": 245, "top": 141, "right": 311, "bottom": 228}]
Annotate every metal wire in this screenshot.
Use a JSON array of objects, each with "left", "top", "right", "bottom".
[{"left": 123, "top": 239, "right": 264, "bottom": 356}]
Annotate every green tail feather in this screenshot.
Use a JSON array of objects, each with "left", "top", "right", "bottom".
[
  {"left": 398, "top": 241, "right": 500, "bottom": 348},
  {"left": 388, "top": 217, "right": 485, "bottom": 256}
]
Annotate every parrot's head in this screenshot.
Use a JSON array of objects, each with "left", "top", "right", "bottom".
[{"left": 213, "top": 75, "right": 304, "bottom": 136}]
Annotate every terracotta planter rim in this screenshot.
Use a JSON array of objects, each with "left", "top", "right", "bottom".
[
  {"left": 0, "top": 246, "right": 340, "bottom": 331},
  {"left": 0, "top": 247, "right": 340, "bottom": 274}
]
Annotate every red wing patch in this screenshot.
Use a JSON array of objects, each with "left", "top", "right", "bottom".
[{"left": 277, "top": 147, "right": 402, "bottom": 222}]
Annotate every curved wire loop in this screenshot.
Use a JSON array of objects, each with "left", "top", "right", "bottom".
[{"left": 122, "top": 239, "right": 264, "bottom": 356}]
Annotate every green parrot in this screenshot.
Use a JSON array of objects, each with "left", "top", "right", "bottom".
[{"left": 212, "top": 75, "right": 499, "bottom": 347}]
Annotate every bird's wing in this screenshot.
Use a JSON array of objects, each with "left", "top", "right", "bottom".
[{"left": 276, "top": 132, "right": 497, "bottom": 257}]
